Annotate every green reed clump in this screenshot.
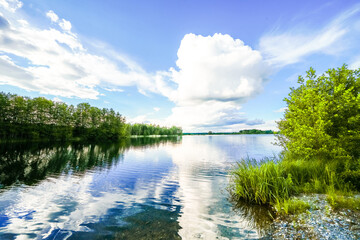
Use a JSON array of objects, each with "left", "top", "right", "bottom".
[
  {"left": 231, "top": 158, "right": 296, "bottom": 205},
  {"left": 279, "top": 159, "right": 353, "bottom": 193},
  {"left": 230, "top": 156, "right": 360, "bottom": 214}
]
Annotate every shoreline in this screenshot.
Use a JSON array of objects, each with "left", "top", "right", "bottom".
[{"left": 269, "top": 194, "right": 360, "bottom": 239}]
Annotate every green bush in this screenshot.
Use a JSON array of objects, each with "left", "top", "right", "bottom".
[
  {"left": 277, "top": 65, "right": 360, "bottom": 161},
  {"left": 341, "top": 170, "right": 360, "bottom": 190},
  {"left": 231, "top": 66, "right": 360, "bottom": 214}
]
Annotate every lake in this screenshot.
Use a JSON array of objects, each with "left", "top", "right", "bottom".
[{"left": 0, "top": 135, "right": 282, "bottom": 239}]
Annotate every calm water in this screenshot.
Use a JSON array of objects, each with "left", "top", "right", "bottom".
[{"left": 0, "top": 135, "right": 281, "bottom": 239}]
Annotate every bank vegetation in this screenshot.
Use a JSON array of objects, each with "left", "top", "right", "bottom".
[{"left": 231, "top": 65, "right": 360, "bottom": 214}]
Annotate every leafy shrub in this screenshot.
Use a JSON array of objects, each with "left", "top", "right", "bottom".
[{"left": 277, "top": 65, "right": 360, "bottom": 161}]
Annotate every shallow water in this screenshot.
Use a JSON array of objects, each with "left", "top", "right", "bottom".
[{"left": 0, "top": 135, "right": 281, "bottom": 239}]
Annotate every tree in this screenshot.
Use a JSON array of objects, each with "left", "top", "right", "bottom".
[{"left": 277, "top": 65, "right": 360, "bottom": 161}]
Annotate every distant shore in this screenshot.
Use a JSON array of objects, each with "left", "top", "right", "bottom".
[{"left": 183, "top": 129, "right": 277, "bottom": 135}]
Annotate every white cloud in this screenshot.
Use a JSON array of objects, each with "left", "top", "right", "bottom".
[
  {"left": 59, "top": 18, "right": 71, "bottom": 31},
  {"left": 0, "top": 0, "right": 22, "bottom": 12},
  {"left": 350, "top": 59, "right": 360, "bottom": 69},
  {"left": 128, "top": 114, "right": 151, "bottom": 124},
  {"left": 46, "top": 10, "right": 59, "bottom": 22},
  {"left": 274, "top": 107, "right": 287, "bottom": 113},
  {"left": 167, "top": 101, "right": 249, "bottom": 129},
  {"left": 0, "top": 9, "right": 271, "bottom": 131},
  {"left": 52, "top": 97, "right": 63, "bottom": 102},
  {"left": 103, "top": 87, "right": 124, "bottom": 92},
  {"left": 169, "top": 33, "right": 269, "bottom": 104},
  {"left": 260, "top": 4, "right": 360, "bottom": 66},
  {"left": 153, "top": 107, "right": 160, "bottom": 112},
  {"left": 0, "top": 10, "right": 154, "bottom": 99},
  {"left": 46, "top": 10, "right": 72, "bottom": 31},
  {"left": 158, "top": 33, "right": 270, "bottom": 131}
]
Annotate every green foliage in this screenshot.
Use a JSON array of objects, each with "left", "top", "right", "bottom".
[
  {"left": 326, "top": 190, "right": 360, "bottom": 211},
  {"left": 277, "top": 65, "right": 360, "bottom": 161},
  {"left": 231, "top": 159, "right": 296, "bottom": 205},
  {"left": 230, "top": 157, "right": 360, "bottom": 214},
  {"left": 279, "top": 159, "right": 353, "bottom": 193},
  {"left": 231, "top": 65, "right": 360, "bottom": 215},
  {"left": 129, "top": 123, "right": 182, "bottom": 136},
  {"left": 0, "top": 92, "right": 182, "bottom": 142},
  {"left": 274, "top": 198, "right": 311, "bottom": 215},
  {"left": 238, "top": 129, "right": 274, "bottom": 134}
]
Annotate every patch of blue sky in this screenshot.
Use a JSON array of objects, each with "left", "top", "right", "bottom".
[
  {"left": 1, "top": 52, "right": 48, "bottom": 68},
  {"left": 1, "top": 0, "right": 360, "bottom": 131}
]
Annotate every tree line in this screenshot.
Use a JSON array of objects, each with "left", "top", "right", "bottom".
[
  {"left": 0, "top": 92, "right": 182, "bottom": 142},
  {"left": 130, "top": 123, "right": 182, "bottom": 136},
  {"left": 183, "top": 129, "right": 276, "bottom": 135}
]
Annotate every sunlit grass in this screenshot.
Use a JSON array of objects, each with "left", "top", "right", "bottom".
[
  {"left": 230, "top": 156, "right": 360, "bottom": 215},
  {"left": 231, "top": 158, "right": 295, "bottom": 205},
  {"left": 326, "top": 188, "right": 360, "bottom": 211},
  {"left": 274, "top": 198, "right": 311, "bottom": 215}
]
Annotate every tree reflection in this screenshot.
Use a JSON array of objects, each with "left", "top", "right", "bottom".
[{"left": 0, "top": 136, "right": 181, "bottom": 188}]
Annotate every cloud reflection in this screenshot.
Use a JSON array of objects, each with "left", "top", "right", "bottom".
[
  {"left": 168, "top": 135, "right": 280, "bottom": 239},
  {"left": 0, "top": 135, "right": 281, "bottom": 239}
]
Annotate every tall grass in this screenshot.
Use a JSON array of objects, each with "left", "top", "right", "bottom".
[
  {"left": 231, "top": 158, "right": 295, "bottom": 205},
  {"left": 230, "top": 156, "right": 360, "bottom": 214}
]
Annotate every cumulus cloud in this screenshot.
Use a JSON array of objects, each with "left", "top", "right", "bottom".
[
  {"left": 159, "top": 33, "right": 270, "bottom": 131},
  {"left": 0, "top": 0, "right": 22, "bottom": 12},
  {"left": 167, "top": 101, "right": 251, "bottom": 128},
  {"left": 46, "top": 10, "right": 71, "bottom": 31},
  {"left": 169, "top": 33, "right": 269, "bottom": 104},
  {"left": 46, "top": 10, "right": 59, "bottom": 22},
  {"left": 0, "top": 7, "right": 271, "bottom": 131},
  {"left": 59, "top": 18, "right": 71, "bottom": 31},
  {"left": 0, "top": 10, "right": 154, "bottom": 99},
  {"left": 260, "top": 4, "right": 360, "bottom": 66}
]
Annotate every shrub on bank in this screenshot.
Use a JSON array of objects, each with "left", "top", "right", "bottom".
[
  {"left": 231, "top": 65, "right": 360, "bottom": 214},
  {"left": 277, "top": 65, "right": 360, "bottom": 161}
]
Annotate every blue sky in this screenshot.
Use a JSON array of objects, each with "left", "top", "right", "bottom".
[{"left": 0, "top": 0, "right": 360, "bottom": 132}]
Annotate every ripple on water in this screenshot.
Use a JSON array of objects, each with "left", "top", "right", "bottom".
[{"left": 0, "top": 135, "right": 282, "bottom": 239}]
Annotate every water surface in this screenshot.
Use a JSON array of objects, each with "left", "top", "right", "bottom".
[{"left": 0, "top": 135, "right": 281, "bottom": 239}]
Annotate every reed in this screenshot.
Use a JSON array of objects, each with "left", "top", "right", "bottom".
[
  {"left": 230, "top": 156, "right": 360, "bottom": 214},
  {"left": 231, "top": 158, "right": 295, "bottom": 205}
]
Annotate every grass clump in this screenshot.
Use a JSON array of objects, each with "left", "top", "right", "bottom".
[
  {"left": 326, "top": 188, "right": 360, "bottom": 211},
  {"left": 274, "top": 198, "right": 311, "bottom": 215},
  {"left": 230, "top": 156, "right": 360, "bottom": 215},
  {"left": 231, "top": 158, "right": 295, "bottom": 205}
]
